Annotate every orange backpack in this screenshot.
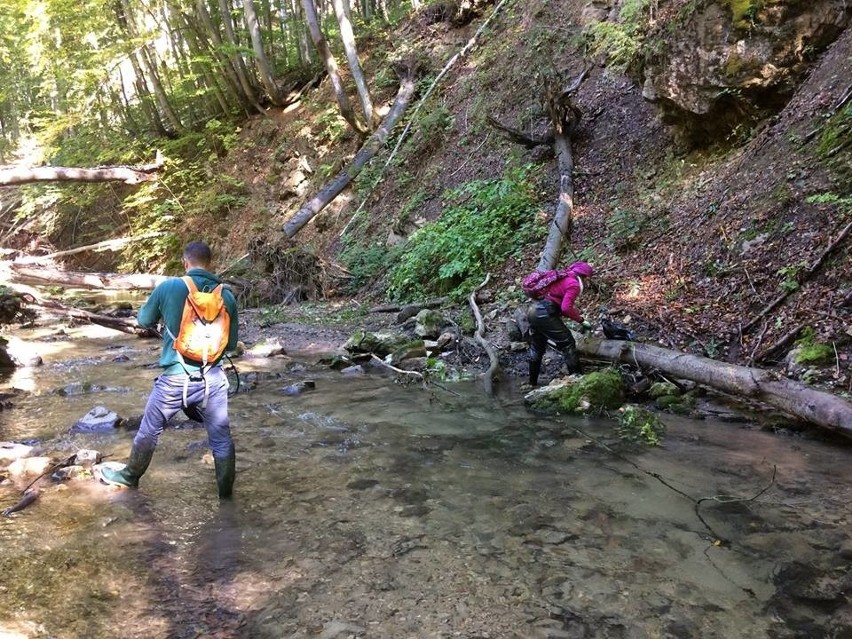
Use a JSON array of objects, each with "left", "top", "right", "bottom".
[{"left": 173, "top": 276, "right": 231, "bottom": 367}]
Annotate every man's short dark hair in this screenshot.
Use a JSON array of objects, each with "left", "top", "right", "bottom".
[{"left": 183, "top": 241, "right": 212, "bottom": 267}]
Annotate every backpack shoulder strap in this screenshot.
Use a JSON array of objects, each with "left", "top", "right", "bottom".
[{"left": 182, "top": 275, "right": 198, "bottom": 294}]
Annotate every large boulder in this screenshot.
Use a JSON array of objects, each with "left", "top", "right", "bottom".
[
  {"left": 635, "top": 0, "right": 849, "bottom": 143},
  {"left": 344, "top": 329, "right": 417, "bottom": 357},
  {"left": 414, "top": 309, "right": 445, "bottom": 339}
]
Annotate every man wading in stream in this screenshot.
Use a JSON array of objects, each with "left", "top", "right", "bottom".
[{"left": 98, "top": 241, "right": 240, "bottom": 498}]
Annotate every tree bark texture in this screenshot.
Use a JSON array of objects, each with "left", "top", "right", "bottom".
[
  {"left": 7, "top": 264, "right": 167, "bottom": 290},
  {"left": 576, "top": 337, "right": 852, "bottom": 437},
  {"left": 301, "top": 0, "right": 367, "bottom": 134},
  {"left": 469, "top": 273, "right": 499, "bottom": 397},
  {"left": 283, "top": 72, "right": 416, "bottom": 238},
  {"left": 537, "top": 73, "right": 585, "bottom": 271},
  {"left": 0, "top": 154, "right": 165, "bottom": 186},
  {"left": 332, "top": 0, "right": 375, "bottom": 127},
  {"left": 243, "top": 0, "right": 284, "bottom": 105}
]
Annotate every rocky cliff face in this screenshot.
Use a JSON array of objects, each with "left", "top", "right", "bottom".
[{"left": 591, "top": 0, "right": 851, "bottom": 144}]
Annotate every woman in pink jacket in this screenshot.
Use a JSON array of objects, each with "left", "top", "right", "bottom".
[{"left": 526, "top": 261, "right": 594, "bottom": 386}]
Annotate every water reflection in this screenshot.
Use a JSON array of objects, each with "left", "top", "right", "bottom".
[{"left": 0, "top": 325, "right": 850, "bottom": 638}]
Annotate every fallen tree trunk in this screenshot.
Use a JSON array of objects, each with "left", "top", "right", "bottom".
[
  {"left": 537, "top": 70, "right": 586, "bottom": 271},
  {"left": 577, "top": 337, "right": 852, "bottom": 438},
  {"left": 29, "top": 296, "right": 155, "bottom": 336},
  {"left": 13, "top": 232, "right": 165, "bottom": 263},
  {"left": 282, "top": 71, "right": 417, "bottom": 238},
  {"left": 7, "top": 263, "right": 167, "bottom": 290},
  {"left": 0, "top": 151, "right": 165, "bottom": 186}
]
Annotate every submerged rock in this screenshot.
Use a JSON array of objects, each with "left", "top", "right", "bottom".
[
  {"left": 7, "top": 456, "right": 54, "bottom": 478},
  {"left": 52, "top": 465, "right": 92, "bottom": 481},
  {"left": 71, "top": 406, "right": 120, "bottom": 433},
  {"left": 0, "top": 442, "right": 35, "bottom": 463},
  {"left": 280, "top": 380, "right": 316, "bottom": 396}
]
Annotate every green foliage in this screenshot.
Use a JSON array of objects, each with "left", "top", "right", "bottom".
[
  {"left": 317, "top": 107, "right": 347, "bottom": 143},
  {"left": 776, "top": 261, "right": 807, "bottom": 293},
  {"left": 387, "top": 165, "right": 546, "bottom": 301},
  {"left": 584, "top": 0, "right": 650, "bottom": 71},
  {"left": 606, "top": 207, "right": 646, "bottom": 250},
  {"left": 425, "top": 357, "right": 472, "bottom": 382},
  {"left": 806, "top": 192, "right": 852, "bottom": 209},
  {"left": 410, "top": 104, "right": 455, "bottom": 151},
  {"left": 617, "top": 406, "right": 666, "bottom": 446},
  {"left": 257, "top": 305, "right": 287, "bottom": 328},
  {"left": 353, "top": 158, "right": 384, "bottom": 197},
  {"left": 457, "top": 309, "right": 476, "bottom": 335},
  {"left": 724, "top": 0, "right": 763, "bottom": 29},
  {"left": 815, "top": 102, "right": 852, "bottom": 188},
  {"left": 340, "top": 242, "right": 401, "bottom": 292}
]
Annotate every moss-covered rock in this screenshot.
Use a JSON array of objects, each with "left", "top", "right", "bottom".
[
  {"left": 344, "top": 329, "right": 415, "bottom": 356},
  {"left": 655, "top": 392, "right": 696, "bottom": 415},
  {"left": 530, "top": 370, "right": 625, "bottom": 415},
  {"left": 648, "top": 381, "right": 680, "bottom": 399}
]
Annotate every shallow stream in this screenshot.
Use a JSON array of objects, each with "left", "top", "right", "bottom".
[{"left": 1, "top": 323, "right": 850, "bottom": 639}]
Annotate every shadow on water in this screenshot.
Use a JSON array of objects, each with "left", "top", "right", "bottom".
[{"left": 1, "top": 324, "right": 852, "bottom": 638}]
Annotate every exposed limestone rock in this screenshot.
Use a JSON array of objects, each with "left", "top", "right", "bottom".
[{"left": 638, "top": 0, "right": 849, "bottom": 143}]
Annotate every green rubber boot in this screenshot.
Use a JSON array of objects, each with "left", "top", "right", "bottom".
[
  {"left": 99, "top": 442, "right": 155, "bottom": 488},
  {"left": 214, "top": 447, "right": 236, "bottom": 499}
]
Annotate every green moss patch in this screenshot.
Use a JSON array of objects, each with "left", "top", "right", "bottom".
[
  {"left": 794, "top": 343, "right": 834, "bottom": 366},
  {"left": 533, "top": 370, "right": 626, "bottom": 415}
]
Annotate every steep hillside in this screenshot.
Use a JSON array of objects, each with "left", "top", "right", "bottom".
[{"left": 186, "top": 0, "right": 849, "bottom": 383}]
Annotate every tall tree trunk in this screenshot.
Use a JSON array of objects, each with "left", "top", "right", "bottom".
[
  {"left": 218, "top": 0, "right": 260, "bottom": 101},
  {"left": 331, "top": 0, "right": 375, "bottom": 127},
  {"left": 119, "top": 0, "right": 185, "bottom": 135},
  {"left": 243, "top": 0, "right": 284, "bottom": 104},
  {"left": 192, "top": 0, "right": 263, "bottom": 115},
  {"left": 301, "top": 0, "right": 367, "bottom": 134},
  {"left": 114, "top": 0, "right": 170, "bottom": 136},
  {"left": 294, "top": 0, "right": 313, "bottom": 65},
  {"left": 183, "top": 17, "right": 235, "bottom": 117}
]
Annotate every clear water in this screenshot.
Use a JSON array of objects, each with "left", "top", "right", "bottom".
[{"left": 1, "top": 324, "right": 850, "bottom": 639}]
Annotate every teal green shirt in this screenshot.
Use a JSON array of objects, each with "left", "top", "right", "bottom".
[{"left": 138, "top": 267, "right": 239, "bottom": 375}]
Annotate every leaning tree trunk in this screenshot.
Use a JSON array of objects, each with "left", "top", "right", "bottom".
[
  {"left": 577, "top": 337, "right": 852, "bottom": 438},
  {"left": 301, "top": 0, "right": 368, "bottom": 135},
  {"left": 283, "top": 71, "right": 416, "bottom": 238},
  {"left": 538, "top": 71, "right": 586, "bottom": 271},
  {"left": 31, "top": 298, "right": 156, "bottom": 336}
]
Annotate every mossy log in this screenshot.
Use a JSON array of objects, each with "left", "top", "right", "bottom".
[{"left": 577, "top": 337, "right": 852, "bottom": 438}]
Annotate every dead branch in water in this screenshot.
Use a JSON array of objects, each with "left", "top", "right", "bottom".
[{"left": 469, "top": 273, "right": 500, "bottom": 397}]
